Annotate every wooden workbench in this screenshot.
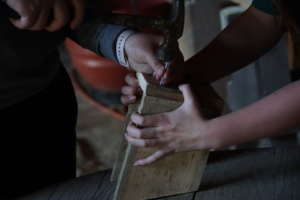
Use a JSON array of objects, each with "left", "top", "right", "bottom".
[{"left": 20, "top": 146, "right": 300, "bottom": 200}]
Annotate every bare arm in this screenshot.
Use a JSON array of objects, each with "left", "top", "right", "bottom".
[
  {"left": 125, "top": 80, "right": 300, "bottom": 165},
  {"left": 208, "top": 80, "right": 300, "bottom": 148},
  {"left": 185, "top": 6, "right": 286, "bottom": 83}
]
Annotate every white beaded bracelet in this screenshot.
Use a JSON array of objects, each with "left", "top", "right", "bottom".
[{"left": 116, "top": 30, "right": 136, "bottom": 68}]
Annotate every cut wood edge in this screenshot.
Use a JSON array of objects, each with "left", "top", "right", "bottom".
[{"left": 136, "top": 72, "right": 184, "bottom": 102}]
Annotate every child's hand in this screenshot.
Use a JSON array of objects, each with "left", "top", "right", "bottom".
[{"left": 125, "top": 84, "right": 224, "bottom": 166}]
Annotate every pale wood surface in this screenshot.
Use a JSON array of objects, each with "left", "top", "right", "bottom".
[{"left": 113, "top": 73, "right": 209, "bottom": 200}]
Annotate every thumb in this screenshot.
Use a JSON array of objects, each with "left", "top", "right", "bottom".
[
  {"left": 179, "top": 84, "right": 203, "bottom": 117},
  {"left": 10, "top": 16, "right": 33, "bottom": 29},
  {"left": 179, "top": 84, "right": 197, "bottom": 104},
  {"left": 6, "top": 0, "right": 39, "bottom": 29}
]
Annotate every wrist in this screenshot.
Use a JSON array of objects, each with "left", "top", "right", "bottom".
[
  {"left": 116, "top": 29, "right": 136, "bottom": 68},
  {"left": 124, "top": 32, "right": 137, "bottom": 64},
  {"left": 197, "top": 118, "right": 226, "bottom": 151}
]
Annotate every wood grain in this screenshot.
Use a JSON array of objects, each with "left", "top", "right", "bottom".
[{"left": 113, "top": 73, "right": 209, "bottom": 200}]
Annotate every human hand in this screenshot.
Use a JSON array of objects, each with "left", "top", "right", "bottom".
[
  {"left": 6, "top": 0, "right": 84, "bottom": 31},
  {"left": 125, "top": 84, "right": 223, "bottom": 166},
  {"left": 121, "top": 72, "right": 141, "bottom": 105},
  {"left": 123, "top": 32, "right": 186, "bottom": 105},
  {"left": 46, "top": 0, "right": 85, "bottom": 31},
  {"left": 125, "top": 32, "right": 186, "bottom": 83}
]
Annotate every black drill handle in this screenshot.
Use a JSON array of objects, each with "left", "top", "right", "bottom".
[{"left": 0, "top": 2, "right": 21, "bottom": 19}]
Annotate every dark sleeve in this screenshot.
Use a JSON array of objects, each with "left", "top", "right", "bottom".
[
  {"left": 68, "top": 1, "right": 131, "bottom": 63},
  {"left": 70, "top": 22, "right": 129, "bottom": 63}
]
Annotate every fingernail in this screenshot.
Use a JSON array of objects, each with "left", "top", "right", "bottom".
[
  {"left": 134, "top": 161, "right": 142, "bottom": 166},
  {"left": 129, "top": 96, "right": 136, "bottom": 101}
]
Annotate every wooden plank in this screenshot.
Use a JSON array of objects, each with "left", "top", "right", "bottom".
[
  {"left": 111, "top": 104, "right": 139, "bottom": 182},
  {"left": 113, "top": 73, "right": 209, "bottom": 200},
  {"left": 195, "top": 147, "right": 300, "bottom": 200}
]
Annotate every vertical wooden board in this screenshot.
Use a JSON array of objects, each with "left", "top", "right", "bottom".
[
  {"left": 111, "top": 104, "right": 139, "bottom": 182},
  {"left": 113, "top": 76, "right": 209, "bottom": 200},
  {"left": 120, "top": 149, "right": 209, "bottom": 200}
]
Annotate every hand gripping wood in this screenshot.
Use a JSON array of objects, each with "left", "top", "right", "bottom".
[{"left": 112, "top": 73, "right": 210, "bottom": 200}]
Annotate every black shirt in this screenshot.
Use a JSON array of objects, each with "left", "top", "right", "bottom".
[{"left": 0, "top": 5, "right": 126, "bottom": 109}]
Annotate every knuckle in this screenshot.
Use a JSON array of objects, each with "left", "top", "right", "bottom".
[
  {"left": 140, "top": 131, "right": 148, "bottom": 139},
  {"left": 121, "top": 86, "right": 127, "bottom": 94},
  {"left": 126, "top": 125, "right": 131, "bottom": 133},
  {"left": 135, "top": 129, "right": 143, "bottom": 138},
  {"left": 125, "top": 74, "right": 133, "bottom": 83},
  {"left": 137, "top": 116, "right": 145, "bottom": 125},
  {"left": 127, "top": 87, "right": 135, "bottom": 94},
  {"left": 121, "top": 96, "right": 128, "bottom": 105},
  {"left": 145, "top": 140, "right": 155, "bottom": 147}
]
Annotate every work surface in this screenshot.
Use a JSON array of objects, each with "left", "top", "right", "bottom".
[{"left": 20, "top": 147, "right": 300, "bottom": 200}]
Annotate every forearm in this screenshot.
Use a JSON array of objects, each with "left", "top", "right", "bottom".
[
  {"left": 207, "top": 81, "right": 300, "bottom": 149},
  {"left": 185, "top": 7, "right": 285, "bottom": 83}
]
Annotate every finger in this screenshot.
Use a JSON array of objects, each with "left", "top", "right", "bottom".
[
  {"left": 30, "top": 3, "right": 52, "bottom": 30},
  {"left": 144, "top": 54, "right": 164, "bottom": 79},
  {"left": 179, "top": 84, "right": 203, "bottom": 117},
  {"left": 126, "top": 124, "right": 159, "bottom": 139},
  {"left": 129, "top": 62, "right": 153, "bottom": 74},
  {"left": 125, "top": 134, "right": 158, "bottom": 147},
  {"left": 10, "top": 16, "right": 35, "bottom": 29},
  {"left": 70, "top": 0, "right": 85, "bottom": 29},
  {"left": 121, "top": 86, "right": 139, "bottom": 96},
  {"left": 45, "top": 0, "right": 71, "bottom": 32},
  {"left": 121, "top": 95, "right": 136, "bottom": 105},
  {"left": 179, "top": 84, "right": 197, "bottom": 104},
  {"left": 131, "top": 113, "right": 166, "bottom": 127},
  {"left": 9, "top": 3, "right": 39, "bottom": 29},
  {"left": 134, "top": 149, "right": 171, "bottom": 166},
  {"left": 125, "top": 73, "right": 139, "bottom": 87}
]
